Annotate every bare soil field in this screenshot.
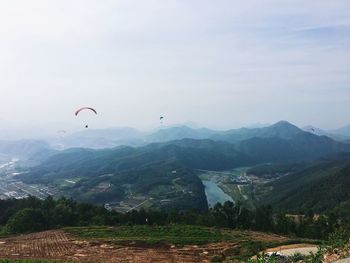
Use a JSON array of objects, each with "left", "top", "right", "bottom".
[
  {"left": 237, "top": 230, "right": 290, "bottom": 243},
  {"left": 0, "top": 229, "right": 313, "bottom": 263},
  {"left": 0, "top": 230, "right": 236, "bottom": 262}
]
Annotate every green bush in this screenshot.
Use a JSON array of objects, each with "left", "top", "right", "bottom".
[
  {"left": 211, "top": 255, "right": 225, "bottom": 262},
  {"left": 327, "top": 228, "right": 349, "bottom": 249},
  {"left": 289, "top": 252, "right": 305, "bottom": 261},
  {"left": 246, "top": 253, "right": 279, "bottom": 263},
  {"left": 304, "top": 247, "right": 326, "bottom": 263}
]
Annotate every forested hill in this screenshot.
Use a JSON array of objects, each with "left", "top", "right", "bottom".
[
  {"left": 212, "top": 121, "right": 302, "bottom": 143},
  {"left": 20, "top": 140, "right": 251, "bottom": 184},
  {"left": 262, "top": 157, "right": 350, "bottom": 213},
  {"left": 22, "top": 130, "right": 350, "bottom": 184},
  {"left": 16, "top": 127, "right": 350, "bottom": 211}
]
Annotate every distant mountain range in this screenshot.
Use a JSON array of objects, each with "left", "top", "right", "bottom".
[
  {"left": 50, "top": 127, "right": 146, "bottom": 149},
  {"left": 329, "top": 124, "right": 350, "bottom": 138},
  {"left": 145, "top": 126, "right": 219, "bottom": 143},
  {"left": 13, "top": 121, "right": 350, "bottom": 211},
  {"left": 0, "top": 139, "right": 56, "bottom": 165},
  {"left": 302, "top": 125, "right": 350, "bottom": 141},
  {"left": 47, "top": 121, "right": 350, "bottom": 150},
  {"left": 23, "top": 121, "right": 350, "bottom": 180},
  {"left": 2, "top": 120, "right": 350, "bottom": 212}
]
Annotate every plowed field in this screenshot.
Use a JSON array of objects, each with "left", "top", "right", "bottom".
[
  {"left": 0, "top": 229, "right": 311, "bottom": 262},
  {"left": 0, "top": 230, "right": 234, "bottom": 262}
]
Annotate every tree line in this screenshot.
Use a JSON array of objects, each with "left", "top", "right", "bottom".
[{"left": 0, "top": 196, "right": 348, "bottom": 240}]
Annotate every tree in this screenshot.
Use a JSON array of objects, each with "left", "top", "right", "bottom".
[{"left": 6, "top": 208, "right": 47, "bottom": 234}]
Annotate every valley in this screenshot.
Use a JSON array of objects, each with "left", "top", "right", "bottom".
[
  {"left": 1, "top": 121, "right": 350, "bottom": 219},
  {"left": 198, "top": 168, "right": 253, "bottom": 208},
  {"left": 197, "top": 166, "right": 291, "bottom": 210}
]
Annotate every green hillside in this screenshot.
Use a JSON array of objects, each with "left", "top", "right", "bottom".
[
  {"left": 262, "top": 158, "right": 350, "bottom": 212},
  {"left": 212, "top": 121, "right": 302, "bottom": 143}
]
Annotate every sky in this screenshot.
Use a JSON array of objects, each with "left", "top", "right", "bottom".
[{"left": 0, "top": 0, "right": 349, "bottom": 137}]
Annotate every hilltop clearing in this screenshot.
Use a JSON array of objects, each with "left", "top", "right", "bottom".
[{"left": 0, "top": 226, "right": 315, "bottom": 262}]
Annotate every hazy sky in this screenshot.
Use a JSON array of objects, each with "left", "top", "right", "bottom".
[{"left": 0, "top": 0, "right": 349, "bottom": 134}]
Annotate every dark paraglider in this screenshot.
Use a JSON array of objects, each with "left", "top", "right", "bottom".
[
  {"left": 75, "top": 107, "right": 97, "bottom": 116},
  {"left": 75, "top": 107, "right": 97, "bottom": 129}
]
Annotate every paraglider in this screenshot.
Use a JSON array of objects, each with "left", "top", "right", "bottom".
[
  {"left": 75, "top": 107, "right": 97, "bottom": 128},
  {"left": 307, "top": 127, "right": 316, "bottom": 133},
  {"left": 160, "top": 116, "right": 164, "bottom": 125},
  {"left": 75, "top": 107, "right": 97, "bottom": 116},
  {"left": 57, "top": 130, "right": 67, "bottom": 139},
  {"left": 56, "top": 130, "right": 67, "bottom": 150}
]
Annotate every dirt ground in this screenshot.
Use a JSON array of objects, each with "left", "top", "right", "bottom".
[
  {"left": 265, "top": 243, "right": 318, "bottom": 256},
  {"left": 237, "top": 230, "right": 290, "bottom": 243},
  {"left": 0, "top": 230, "right": 238, "bottom": 263}
]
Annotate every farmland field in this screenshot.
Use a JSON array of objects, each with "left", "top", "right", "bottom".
[{"left": 0, "top": 226, "right": 317, "bottom": 262}]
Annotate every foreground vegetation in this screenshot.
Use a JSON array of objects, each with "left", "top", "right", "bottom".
[
  {"left": 1, "top": 196, "right": 349, "bottom": 242},
  {"left": 1, "top": 196, "right": 349, "bottom": 262}
]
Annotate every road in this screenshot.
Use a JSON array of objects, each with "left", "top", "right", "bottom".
[
  {"left": 126, "top": 198, "right": 150, "bottom": 212},
  {"left": 265, "top": 244, "right": 318, "bottom": 256}
]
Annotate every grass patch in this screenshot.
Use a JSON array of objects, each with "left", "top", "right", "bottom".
[{"left": 64, "top": 225, "right": 233, "bottom": 245}]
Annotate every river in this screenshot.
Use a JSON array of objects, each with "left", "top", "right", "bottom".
[{"left": 202, "top": 180, "right": 234, "bottom": 208}]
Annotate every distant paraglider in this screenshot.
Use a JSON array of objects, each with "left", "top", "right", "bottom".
[
  {"left": 56, "top": 130, "right": 67, "bottom": 150},
  {"left": 75, "top": 107, "right": 97, "bottom": 116},
  {"left": 75, "top": 107, "right": 97, "bottom": 128},
  {"left": 160, "top": 116, "right": 164, "bottom": 125},
  {"left": 57, "top": 130, "right": 67, "bottom": 139},
  {"left": 307, "top": 127, "right": 316, "bottom": 133}
]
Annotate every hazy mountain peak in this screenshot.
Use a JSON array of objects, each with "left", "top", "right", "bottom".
[
  {"left": 271, "top": 120, "right": 300, "bottom": 130},
  {"left": 146, "top": 125, "right": 218, "bottom": 143}
]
